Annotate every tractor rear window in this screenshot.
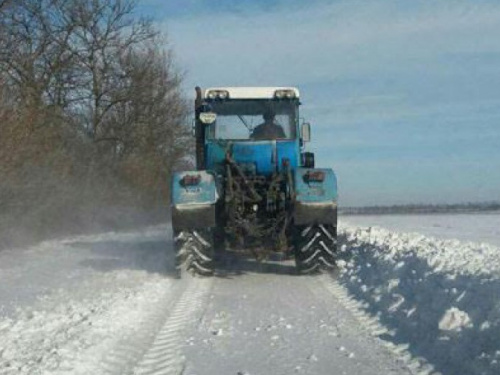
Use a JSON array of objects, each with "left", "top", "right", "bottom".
[{"left": 206, "top": 100, "right": 298, "bottom": 141}]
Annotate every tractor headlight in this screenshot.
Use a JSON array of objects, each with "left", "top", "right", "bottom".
[
  {"left": 274, "top": 89, "right": 296, "bottom": 99},
  {"left": 275, "top": 90, "right": 285, "bottom": 99},
  {"left": 206, "top": 90, "right": 229, "bottom": 100},
  {"left": 217, "top": 90, "right": 229, "bottom": 99}
]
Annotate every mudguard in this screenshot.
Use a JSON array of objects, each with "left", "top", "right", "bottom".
[
  {"left": 293, "top": 168, "right": 338, "bottom": 226},
  {"left": 171, "top": 170, "right": 218, "bottom": 231}
]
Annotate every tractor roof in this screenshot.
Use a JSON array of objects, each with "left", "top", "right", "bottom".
[{"left": 202, "top": 87, "right": 300, "bottom": 100}]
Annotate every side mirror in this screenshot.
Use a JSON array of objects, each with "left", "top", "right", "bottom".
[{"left": 301, "top": 122, "right": 311, "bottom": 142}]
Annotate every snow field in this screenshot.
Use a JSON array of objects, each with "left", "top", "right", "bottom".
[
  {"left": 338, "top": 222, "right": 500, "bottom": 375},
  {"left": 343, "top": 213, "right": 500, "bottom": 248}
]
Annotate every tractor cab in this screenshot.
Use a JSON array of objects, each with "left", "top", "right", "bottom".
[{"left": 195, "top": 87, "right": 312, "bottom": 175}]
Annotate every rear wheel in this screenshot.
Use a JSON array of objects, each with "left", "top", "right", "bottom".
[
  {"left": 294, "top": 224, "right": 337, "bottom": 274},
  {"left": 174, "top": 229, "right": 214, "bottom": 276}
]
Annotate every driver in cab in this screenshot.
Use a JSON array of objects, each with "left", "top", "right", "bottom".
[{"left": 252, "top": 111, "right": 286, "bottom": 140}]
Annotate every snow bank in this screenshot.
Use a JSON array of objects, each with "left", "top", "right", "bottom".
[
  {"left": 0, "top": 277, "right": 177, "bottom": 375},
  {"left": 338, "top": 223, "right": 500, "bottom": 375}
]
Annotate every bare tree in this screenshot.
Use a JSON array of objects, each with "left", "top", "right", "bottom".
[
  {"left": 0, "top": 0, "right": 191, "bottom": 247},
  {"left": 59, "top": 0, "right": 158, "bottom": 141},
  {"left": 0, "top": 0, "right": 77, "bottom": 109},
  {"left": 0, "top": 0, "right": 158, "bottom": 135},
  {"left": 106, "top": 42, "right": 191, "bottom": 199}
]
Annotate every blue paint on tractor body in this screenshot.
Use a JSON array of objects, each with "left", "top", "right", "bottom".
[{"left": 205, "top": 140, "right": 299, "bottom": 176}]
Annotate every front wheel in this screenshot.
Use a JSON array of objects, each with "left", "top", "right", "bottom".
[{"left": 294, "top": 224, "right": 337, "bottom": 274}]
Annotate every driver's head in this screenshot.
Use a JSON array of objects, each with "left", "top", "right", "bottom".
[{"left": 263, "top": 109, "right": 275, "bottom": 122}]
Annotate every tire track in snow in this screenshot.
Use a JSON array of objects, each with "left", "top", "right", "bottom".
[
  {"left": 98, "top": 281, "right": 181, "bottom": 375},
  {"left": 131, "top": 277, "right": 213, "bottom": 375},
  {"left": 316, "top": 274, "right": 440, "bottom": 375}
]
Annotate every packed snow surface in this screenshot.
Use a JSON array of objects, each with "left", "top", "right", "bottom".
[{"left": 1, "top": 214, "right": 499, "bottom": 374}]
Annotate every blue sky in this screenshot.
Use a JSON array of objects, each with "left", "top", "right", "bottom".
[{"left": 139, "top": 0, "right": 500, "bottom": 206}]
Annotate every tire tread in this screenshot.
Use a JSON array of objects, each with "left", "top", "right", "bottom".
[{"left": 294, "top": 224, "right": 337, "bottom": 274}]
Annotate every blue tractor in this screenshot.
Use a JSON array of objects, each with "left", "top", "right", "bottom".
[{"left": 171, "top": 87, "right": 338, "bottom": 275}]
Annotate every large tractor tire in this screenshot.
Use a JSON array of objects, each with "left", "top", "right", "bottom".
[
  {"left": 174, "top": 229, "right": 215, "bottom": 276},
  {"left": 294, "top": 224, "right": 337, "bottom": 274}
]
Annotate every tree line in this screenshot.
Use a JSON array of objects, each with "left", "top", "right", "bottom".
[{"left": 0, "top": 0, "right": 192, "bottom": 248}]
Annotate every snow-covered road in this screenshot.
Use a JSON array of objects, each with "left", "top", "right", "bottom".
[
  {"left": 182, "top": 259, "right": 410, "bottom": 375},
  {"left": 1, "top": 218, "right": 499, "bottom": 374}
]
